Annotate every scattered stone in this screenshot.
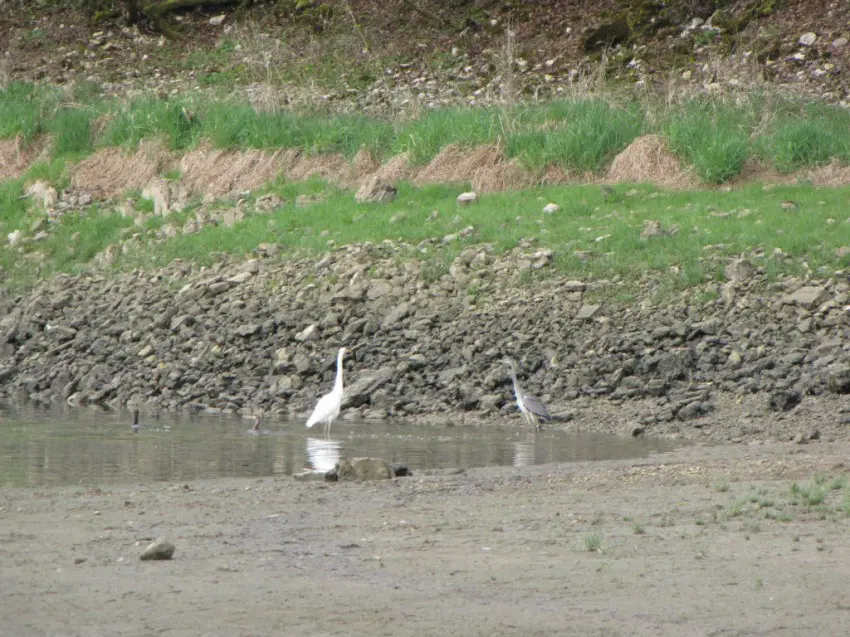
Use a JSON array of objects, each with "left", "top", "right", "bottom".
[
  {"left": 782, "top": 286, "right": 829, "bottom": 310},
  {"left": 827, "top": 365, "right": 850, "bottom": 394},
  {"left": 355, "top": 177, "right": 397, "bottom": 204},
  {"left": 140, "top": 538, "right": 175, "bottom": 561},
  {"left": 295, "top": 324, "right": 318, "bottom": 342},
  {"left": 256, "top": 243, "right": 280, "bottom": 258},
  {"left": 342, "top": 367, "right": 395, "bottom": 408},
  {"left": 794, "top": 428, "right": 819, "bottom": 444},
  {"left": 531, "top": 249, "right": 553, "bottom": 269},
  {"left": 768, "top": 389, "right": 802, "bottom": 412},
  {"left": 456, "top": 191, "right": 477, "bottom": 206},
  {"left": 382, "top": 302, "right": 409, "bottom": 328},
  {"left": 25, "top": 181, "right": 58, "bottom": 209},
  {"left": 625, "top": 423, "right": 646, "bottom": 437},
  {"left": 724, "top": 258, "right": 757, "bottom": 283},
  {"left": 798, "top": 32, "right": 817, "bottom": 47},
  {"left": 575, "top": 304, "right": 601, "bottom": 320},
  {"left": 209, "top": 14, "right": 226, "bottom": 26},
  {"left": 234, "top": 323, "right": 261, "bottom": 337},
  {"left": 542, "top": 203, "right": 560, "bottom": 215},
  {"left": 228, "top": 271, "right": 254, "bottom": 284},
  {"left": 780, "top": 200, "right": 799, "bottom": 210},
  {"left": 208, "top": 280, "right": 230, "bottom": 295},
  {"left": 640, "top": 220, "right": 666, "bottom": 239},
  {"left": 255, "top": 193, "right": 283, "bottom": 211},
  {"left": 141, "top": 180, "right": 177, "bottom": 217}
]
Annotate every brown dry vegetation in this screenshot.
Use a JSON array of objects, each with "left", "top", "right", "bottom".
[
  {"left": 606, "top": 134, "right": 701, "bottom": 190},
  {"left": 0, "top": 137, "right": 44, "bottom": 183},
  {"left": 60, "top": 134, "right": 850, "bottom": 205},
  {"left": 70, "top": 140, "right": 172, "bottom": 199}
]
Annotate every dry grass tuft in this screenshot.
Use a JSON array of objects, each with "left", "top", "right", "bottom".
[
  {"left": 0, "top": 136, "right": 34, "bottom": 182},
  {"left": 606, "top": 134, "right": 700, "bottom": 190},
  {"left": 70, "top": 140, "right": 172, "bottom": 199},
  {"left": 179, "top": 145, "right": 284, "bottom": 202}
]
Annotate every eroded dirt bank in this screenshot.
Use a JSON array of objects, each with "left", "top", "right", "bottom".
[
  {"left": 2, "top": 442, "right": 850, "bottom": 637},
  {"left": 0, "top": 243, "right": 849, "bottom": 442}
]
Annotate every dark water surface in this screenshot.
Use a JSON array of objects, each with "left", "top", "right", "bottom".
[{"left": 0, "top": 405, "right": 681, "bottom": 487}]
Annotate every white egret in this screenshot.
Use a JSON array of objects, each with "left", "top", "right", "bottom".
[
  {"left": 306, "top": 347, "right": 348, "bottom": 438},
  {"left": 503, "top": 358, "right": 551, "bottom": 431}
]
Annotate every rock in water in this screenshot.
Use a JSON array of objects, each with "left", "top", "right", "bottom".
[
  {"left": 333, "top": 458, "right": 395, "bottom": 481},
  {"left": 140, "top": 538, "right": 176, "bottom": 561}
]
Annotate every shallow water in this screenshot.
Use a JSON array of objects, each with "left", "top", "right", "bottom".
[{"left": 0, "top": 405, "right": 680, "bottom": 488}]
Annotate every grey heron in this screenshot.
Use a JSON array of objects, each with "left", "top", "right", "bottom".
[
  {"left": 306, "top": 347, "right": 348, "bottom": 438},
  {"left": 503, "top": 358, "right": 551, "bottom": 431}
]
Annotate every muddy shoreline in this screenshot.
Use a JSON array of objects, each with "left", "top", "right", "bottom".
[{"left": 2, "top": 440, "right": 850, "bottom": 636}]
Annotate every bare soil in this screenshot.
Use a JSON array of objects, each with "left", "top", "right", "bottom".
[{"left": 2, "top": 420, "right": 850, "bottom": 636}]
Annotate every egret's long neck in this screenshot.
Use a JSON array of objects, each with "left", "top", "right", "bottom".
[
  {"left": 509, "top": 370, "right": 522, "bottom": 397},
  {"left": 334, "top": 352, "right": 345, "bottom": 391}
]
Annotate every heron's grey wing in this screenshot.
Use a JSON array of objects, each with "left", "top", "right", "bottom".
[{"left": 522, "top": 393, "right": 551, "bottom": 420}]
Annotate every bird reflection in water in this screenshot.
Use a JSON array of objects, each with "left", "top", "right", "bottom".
[
  {"left": 306, "top": 437, "right": 341, "bottom": 473},
  {"left": 512, "top": 440, "right": 535, "bottom": 468}
]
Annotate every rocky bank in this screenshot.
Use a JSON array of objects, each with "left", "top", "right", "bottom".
[{"left": 0, "top": 241, "right": 848, "bottom": 439}]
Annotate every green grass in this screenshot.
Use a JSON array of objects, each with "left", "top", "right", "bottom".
[
  {"left": 3, "top": 82, "right": 850, "bottom": 181},
  {"left": 2, "top": 83, "right": 850, "bottom": 290},
  {"left": 713, "top": 478, "right": 730, "bottom": 493},
  {"left": 705, "top": 475, "right": 850, "bottom": 528},
  {"left": 99, "top": 97, "right": 201, "bottom": 150},
  {"left": 3, "top": 168, "right": 850, "bottom": 291},
  {"left": 397, "top": 107, "right": 504, "bottom": 165},
  {"left": 0, "top": 82, "right": 58, "bottom": 142},
  {"left": 664, "top": 100, "right": 752, "bottom": 184},
  {"left": 583, "top": 533, "right": 604, "bottom": 553},
  {"left": 505, "top": 99, "right": 644, "bottom": 173},
  {"left": 758, "top": 102, "right": 850, "bottom": 172},
  {"left": 48, "top": 105, "right": 99, "bottom": 157}
]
